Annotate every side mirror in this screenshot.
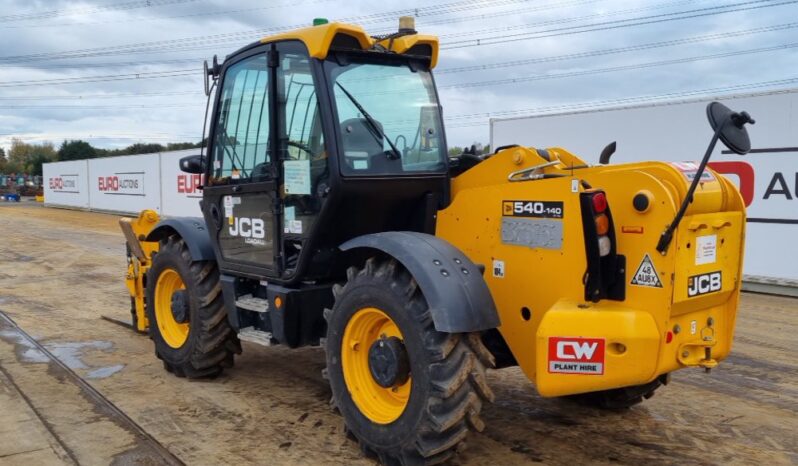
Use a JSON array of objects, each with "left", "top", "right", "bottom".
[
  {"left": 657, "top": 102, "right": 755, "bottom": 254},
  {"left": 179, "top": 154, "right": 205, "bottom": 174},
  {"left": 706, "top": 101, "right": 755, "bottom": 155}
]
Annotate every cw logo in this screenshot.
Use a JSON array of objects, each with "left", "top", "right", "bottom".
[{"left": 556, "top": 341, "right": 599, "bottom": 361}]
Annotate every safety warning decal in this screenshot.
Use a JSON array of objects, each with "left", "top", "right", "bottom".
[
  {"left": 630, "top": 253, "right": 663, "bottom": 288},
  {"left": 548, "top": 337, "right": 605, "bottom": 375},
  {"left": 670, "top": 161, "right": 715, "bottom": 182},
  {"left": 695, "top": 234, "right": 717, "bottom": 265}
]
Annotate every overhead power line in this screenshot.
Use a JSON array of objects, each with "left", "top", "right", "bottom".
[
  {"left": 0, "top": 91, "right": 201, "bottom": 101},
  {"left": 0, "top": 0, "right": 200, "bottom": 23},
  {"left": 0, "top": 0, "right": 530, "bottom": 64},
  {"left": 0, "top": 0, "right": 340, "bottom": 28},
  {"left": 437, "top": 22, "right": 798, "bottom": 74},
  {"left": 0, "top": 103, "right": 201, "bottom": 110},
  {"left": 439, "top": 0, "right": 702, "bottom": 39},
  {"left": 442, "top": 78, "right": 798, "bottom": 128},
  {"left": 0, "top": 0, "right": 667, "bottom": 68},
  {"left": 0, "top": 134, "right": 201, "bottom": 142},
  {"left": 6, "top": 18, "right": 796, "bottom": 86},
  {"left": 1, "top": 0, "right": 790, "bottom": 72},
  {"left": 441, "top": 0, "right": 798, "bottom": 49},
  {"left": 1, "top": 36, "right": 796, "bottom": 92},
  {"left": 438, "top": 42, "right": 798, "bottom": 90},
  {"left": 0, "top": 69, "right": 198, "bottom": 88}
]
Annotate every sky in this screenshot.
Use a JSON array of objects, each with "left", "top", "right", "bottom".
[{"left": 0, "top": 0, "right": 796, "bottom": 151}]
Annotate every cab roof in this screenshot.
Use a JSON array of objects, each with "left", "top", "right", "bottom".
[{"left": 259, "top": 22, "right": 439, "bottom": 68}]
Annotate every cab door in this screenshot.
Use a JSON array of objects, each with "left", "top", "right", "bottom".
[{"left": 202, "top": 45, "right": 280, "bottom": 277}]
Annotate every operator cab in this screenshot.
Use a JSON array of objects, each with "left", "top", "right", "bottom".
[{"left": 192, "top": 22, "right": 449, "bottom": 285}]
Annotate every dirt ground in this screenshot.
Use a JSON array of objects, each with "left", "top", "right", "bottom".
[{"left": 0, "top": 202, "right": 796, "bottom": 466}]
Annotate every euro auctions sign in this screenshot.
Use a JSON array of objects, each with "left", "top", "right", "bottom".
[
  {"left": 177, "top": 173, "right": 203, "bottom": 198},
  {"left": 548, "top": 337, "right": 605, "bottom": 375},
  {"left": 98, "top": 173, "right": 145, "bottom": 196},
  {"left": 48, "top": 174, "right": 80, "bottom": 193}
]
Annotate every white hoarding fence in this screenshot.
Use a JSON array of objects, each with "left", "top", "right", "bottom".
[
  {"left": 490, "top": 89, "right": 798, "bottom": 282},
  {"left": 42, "top": 149, "right": 203, "bottom": 217},
  {"left": 42, "top": 160, "right": 90, "bottom": 209},
  {"left": 159, "top": 149, "right": 203, "bottom": 217},
  {"left": 88, "top": 153, "right": 162, "bottom": 214}
]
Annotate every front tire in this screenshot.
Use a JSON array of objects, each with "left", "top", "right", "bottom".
[
  {"left": 325, "top": 257, "right": 495, "bottom": 465},
  {"left": 146, "top": 235, "right": 240, "bottom": 378}
]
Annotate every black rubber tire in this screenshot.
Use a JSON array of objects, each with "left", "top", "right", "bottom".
[
  {"left": 146, "top": 234, "right": 240, "bottom": 378},
  {"left": 565, "top": 375, "right": 667, "bottom": 409},
  {"left": 324, "top": 257, "right": 495, "bottom": 466}
]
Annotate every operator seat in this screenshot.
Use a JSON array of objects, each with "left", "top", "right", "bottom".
[{"left": 340, "top": 118, "right": 395, "bottom": 173}]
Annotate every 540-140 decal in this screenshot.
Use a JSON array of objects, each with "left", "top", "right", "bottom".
[{"left": 503, "top": 200, "right": 564, "bottom": 219}]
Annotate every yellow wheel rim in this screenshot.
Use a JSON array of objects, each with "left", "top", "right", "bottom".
[
  {"left": 154, "top": 268, "right": 189, "bottom": 348},
  {"left": 341, "top": 307, "right": 411, "bottom": 424}
]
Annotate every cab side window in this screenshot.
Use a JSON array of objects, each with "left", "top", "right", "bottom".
[
  {"left": 276, "top": 42, "right": 328, "bottom": 270},
  {"left": 212, "top": 54, "right": 271, "bottom": 184}
]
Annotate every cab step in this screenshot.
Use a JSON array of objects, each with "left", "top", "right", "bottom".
[
  {"left": 236, "top": 294, "right": 269, "bottom": 313},
  {"left": 237, "top": 327, "right": 273, "bottom": 346}
]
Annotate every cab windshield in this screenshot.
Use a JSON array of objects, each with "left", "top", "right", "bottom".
[{"left": 326, "top": 56, "right": 447, "bottom": 176}]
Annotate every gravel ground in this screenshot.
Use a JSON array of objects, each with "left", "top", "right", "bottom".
[{"left": 0, "top": 203, "right": 796, "bottom": 465}]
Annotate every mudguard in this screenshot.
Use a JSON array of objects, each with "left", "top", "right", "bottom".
[
  {"left": 340, "top": 232, "right": 500, "bottom": 333},
  {"left": 146, "top": 217, "right": 215, "bottom": 261}
]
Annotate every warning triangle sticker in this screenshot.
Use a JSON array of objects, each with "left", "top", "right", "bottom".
[{"left": 630, "top": 254, "right": 663, "bottom": 288}]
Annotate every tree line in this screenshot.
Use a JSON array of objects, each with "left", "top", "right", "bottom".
[
  {"left": 0, "top": 138, "right": 490, "bottom": 176},
  {"left": 0, "top": 139, "right": 203, "bottom": 176},
  {"left": 448, "top": 143, "right": 491, "bottom": 156}
]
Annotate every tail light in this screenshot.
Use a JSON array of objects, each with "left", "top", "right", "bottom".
[
  {"left": 595, "top": 214, "right": 610, "bottom": 237},
  {"left": 592, "top": 191, "right": 607, "bottom": 212},
  {"left": 580, "top": 189, "right": 625, "bottom": 302}
]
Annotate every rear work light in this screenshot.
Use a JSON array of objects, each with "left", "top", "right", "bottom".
[
  {"left": 598, "top": 235, "right": 611, "bottom": 257},
  {"left": 579, "top": 189, "right": 625, "bottom": 302}
]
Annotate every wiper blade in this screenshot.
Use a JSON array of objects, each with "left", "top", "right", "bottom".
[{"left": 336, "top": 82, "right": 402, "bottom": 160}]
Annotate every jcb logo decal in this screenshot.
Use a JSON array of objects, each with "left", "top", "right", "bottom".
[
  {"left": 548, "top": 337, "right": 604, "bottom": 375},
  {"left": 229, "top": 217, "right": 266, "bottom": 246},
  {"left": 687, "top": 271, "right": 722, "bottom": 297}
]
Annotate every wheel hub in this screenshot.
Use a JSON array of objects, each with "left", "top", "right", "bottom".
[
  {"left": 170, "top": 290, "right": 189, "bottom": 324},
  {"left": 368, "top": 336, "right": 410, "bottom": 388}
]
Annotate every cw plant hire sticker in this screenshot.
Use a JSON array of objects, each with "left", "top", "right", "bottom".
[
  {"left": 548, "top": 337, "right": 605, "bottom": 375},
  {"left": 631, "top": 253, "right": 663, "bottom": 288}
]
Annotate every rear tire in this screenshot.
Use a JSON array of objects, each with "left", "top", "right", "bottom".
[
  {"left": 146, "top": 235, "right": 240, "bottom": 378},
  {"left": 566, "top": 374, "right": 668, "bottom": 409},
  {"left": 325, "top": 257, "right": 495, "bottom": 465}
]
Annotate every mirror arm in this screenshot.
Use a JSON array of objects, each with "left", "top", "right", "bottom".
[{"left": 656, "top": 120, "right": 725, "bottom": 255}]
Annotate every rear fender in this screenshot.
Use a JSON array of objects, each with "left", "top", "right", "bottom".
[{"left": 340, "top": 232, "right": 500, "bottom": 333}]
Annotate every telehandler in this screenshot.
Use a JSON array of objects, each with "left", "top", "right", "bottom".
[{"left": 121, "top": 17, "right": 753, "bottom": 465}]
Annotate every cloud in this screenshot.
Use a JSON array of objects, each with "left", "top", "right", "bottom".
[{"left": 0, "top": 0, "right": 796, "bottom": 150}]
